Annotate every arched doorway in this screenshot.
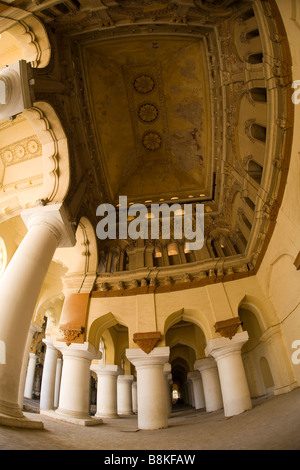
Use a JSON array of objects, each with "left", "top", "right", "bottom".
[
  {"left": 238, "top": 303, "right": 274, "bottom": 397},
  {"left": 260, "top": 356, "right": 275, "bottom": 395},
  {"left": 165, "top": 318, "right": 206, "bottom": 410}
]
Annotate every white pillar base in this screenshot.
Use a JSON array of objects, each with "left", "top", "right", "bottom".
[
  {"left": 24, "top": 352, "right": 38, "bottom": 400},
  {"left": 40, "top": 409, "right": 103, "bottom": 426},
  {"left": 117, "top": 375, "right": 134, "bottom": 416},
  {"left": 91, "top": 364, "right": 122, "bottom": 419},
  {"left": 40, "top": 338, "right": 58, "bottom": 411},
  {"left": 53, "top": 341, "right": 102, "bottom": 424},
  {"left": 0, "top": 412, "right": 44, "bottom": 429},
  {"left": 194, "top": 358, "right": 223, "bottom": 412},
  {"left": 126, "top": 347, "right": 170, "bottom": 430},
  {"left": 187, "top": 371, "right": 205, "bottom": 409},
  {"left": 205, "top": 332, "right": 252, "bottom": 417}
]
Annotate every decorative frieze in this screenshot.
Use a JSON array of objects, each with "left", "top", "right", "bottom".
[{"left": 0, "top": 136, "right": 41, "bottom": 167}]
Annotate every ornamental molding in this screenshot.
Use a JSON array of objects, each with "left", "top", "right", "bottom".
[{"left": 0, "top": 136, "right": 42, "bottom": 167}]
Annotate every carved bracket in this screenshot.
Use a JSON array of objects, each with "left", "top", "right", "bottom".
[
  {"left": 59, "top": 327, "right": 85, "bottom": 346},
  {"left": 214, "top": 317, "right": 241, "bottom": 339},
  {"left": 133, "top": 331, "right": 162, "bottom": 354}
]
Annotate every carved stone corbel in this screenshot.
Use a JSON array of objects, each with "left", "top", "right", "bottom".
[
  {"left": 214, "top": 317, "right": 242, "bottom": 339},
  {"left": 133, "top": 331, "right": 162, "bottom": 354},
  {"left": 59, "top": 327, "right": 85, "bottom": 346}
]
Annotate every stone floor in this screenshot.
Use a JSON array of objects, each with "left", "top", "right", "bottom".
[{"left": 1, "top": 388, "right": 300, "bottom": 451}]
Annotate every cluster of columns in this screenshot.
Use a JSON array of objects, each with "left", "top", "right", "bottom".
[
  {"left": 22, "top": 331, "right": 252, "bottom": 430},
  {"left": 33, "top": 342, "right": 173, "bottom": 429},
  {"left": 0, "top": 195, "right": 252, "bottom": 430},
  {"left": 90, "top": 364, "right": 136, "bottom": 419}
]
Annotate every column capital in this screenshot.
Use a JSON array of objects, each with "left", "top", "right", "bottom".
[
  {"left": 194, "top": 357, "right": 217, "bottom": 372},
  {"left": 90, "top": 364, "right": 123, "bottom": 376},
  {"left": 205, "top": 331, "right": 249, "bottom": 361},
  {"left": 21, "top": 203, "right": 76, "bottom": 248},
  {"left": 28, "top": 352, "right": 38, "bottom": 359},
  {"left": 118, "top": 374, "right": 134, "bottom": 383},
  {"left": 163, "top": 362, "right": 172, "bottom": 376},
  {"left": 43, "top": 337, "right": 56, "bottom": 350},
  {"left": 29, "top": 323, "right": 41, "bottom": 334},
  {"left": 126, "top": 347, "right": 170, "bottom": 368},
  {"left": 187, "top": 370, "right": 201, "bottom": 381},
  {"left": 54, "top": 341, "right": 101, "bottom": 362}
]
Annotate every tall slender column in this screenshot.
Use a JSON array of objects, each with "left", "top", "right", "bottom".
[
  {"left": 117, "top": 375, "right": 134, "bottom": 416},
  {"left": 132, "top": 380, "right": 138, "bottom": 414},
  {"left": 260, "top": 325, "right": 297, "bottom": 395},
  {"left": 52, "top": 341, "right": 102, "bottom": 425},
  {"left": 194, "top": 357, "right": 223, "bottom": 412},
  {"left": 19, "top": 323, "right": 39, "bottom": 406},
  {"left": 163, "top": 363, "right": 172, "bottom": 416},
  {"left": 187, "top": 380, "right": 195, "bottom": 406},
  {"left": 205, "top": 332, "right": 252, "bottom": 417},
  {"left": 54, "top": 357, "right": 62, "bottom": 409},
  {"left": 40, "top": 338, "right": 58, "bottom": 411},
  {"left": 182, "top": 383, "right": 189, "bottom": 405},
  {"left": 187, "top": 371, "right": 205, "bottom": 410},
  {"left": 90, "top": 364, "right": 122, "bottom": 418},
  {"left": 126, "top": 347, "right": 170, "bottom": 430},
  {"left": 0, "top": 204, "right": 75, "bottom": 428},
  {"left": 24, "top": 353, "right": 38, "bottom": 400}
]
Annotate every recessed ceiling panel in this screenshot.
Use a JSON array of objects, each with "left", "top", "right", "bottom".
[{"left": 82, "top": 35, "right": 212, "bottom": 205}]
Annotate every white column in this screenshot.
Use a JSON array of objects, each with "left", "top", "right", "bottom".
[
  {"left": 187, "top": 371, "right": 205, "bottom": 410},
  {"left": 195, "top": 357, "right": 223, "bottom": 412},
  {"left": 40, "top": 338, "right": 58, "bottom": 411},
  {"left": 260, "top": 325, "right": 297, "bottom": 395},
  {"left": 54, "top": 357, "right": 62, "bottom": 409},
  {"left": 0, "top": 204, "right": 75, "bottom": 426},
  {"left": 19, "top": 323, "right": 40, "bottom": 406},
  {"left": 132, "top": 380, "right": 138, "bottom": 414},
  {"left": 205, "top": 331, "right": 252, "bottom": 417},
  {"left": 187, "top": 380, "right": 195, "bottom": 406},
  {"left": 53, "top": 342, "right": 102, "bottom": 424},
  {"left": 90, "top": 364, "right": 122, "bottom": 418},
  {"left": 126, "top": 347, "right": 170, "bottom": 430},
  {"left": 163, "top": 363, "right": 172, "bottom": 416},
  {"left": 117, "top": 375, "right": 134, "bottom": 416},
  {"left": 24, "top": 353, "right": 38, "bottom": 400},
  {"left": 182, "top": 383, "right": 189, "bottom": 405}
]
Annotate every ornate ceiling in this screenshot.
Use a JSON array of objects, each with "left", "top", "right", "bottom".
[
  {"left": 81, "top": 35, "right": 212, "bottom": 204},
  {"left": 3, "top": 0, "right": 293, "bottom": 288}
]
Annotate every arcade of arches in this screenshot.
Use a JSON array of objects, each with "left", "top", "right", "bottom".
[{"left": 0, "top": 0, "right": 300, "bottom": 447}]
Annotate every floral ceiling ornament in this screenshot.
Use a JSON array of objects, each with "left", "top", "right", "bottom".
[
  {"left": 138, "top": 103, "right": 158, "bottom": 122},
  {"left": 133, "top": 74, "right": 155, "bottom": 94},
  {"left": 142, "top": 131, "right": 162, "bottom": 150}
]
